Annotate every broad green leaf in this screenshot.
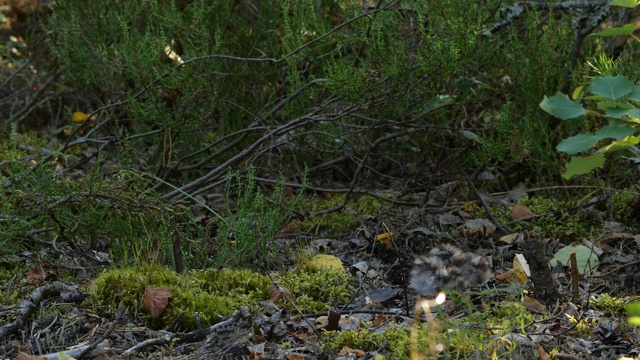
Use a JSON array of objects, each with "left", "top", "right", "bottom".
[
  {"left": 594, "top": 120, "right": 638, "bottom": 139},
  {"left": 597, "top": 101, "right": 633, "bottom": 111},
  {"left": 623, "top": 156, "right": 640, "bottom": 163},
  {"left": 598, "top": 135, "right": 640, "bottom": 153},
  {"left": 589, "top": 75, "right": 633, "bottom": 100},
  {"left": 556, "top": 133, "right": 599, "bottom": 155},
  {"left": 550, "top": 244, "right": 599, "bottom": 274},
  {"left": 591, "top": 23, "right": 637, "bottom": 37},
  {"left": 562, "top": 154, "right": 605, "bottom": 179},
  {"left": 629, "top": 86, "right": 640, "bottom": 101},
  {"left": 605, "top": 108, "right": 640, "bottom": 118},
  {"left": 611, "top": 0, "right": 639, "bottom": 8},
  {"left": 540, "top": 93, "right": 586, "bottom": 120}
]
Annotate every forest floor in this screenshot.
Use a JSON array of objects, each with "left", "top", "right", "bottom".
[{"left": 3, "top": 185, "right": 640, "bottom": 360}]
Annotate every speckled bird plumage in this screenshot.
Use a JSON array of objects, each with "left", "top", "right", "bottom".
[{"left": 409, "top": 244, "right": 492, "bottom": 296}]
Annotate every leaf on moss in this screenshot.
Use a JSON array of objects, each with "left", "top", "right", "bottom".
[
  {"left": 511, "top": 204, "right": 537, "bottom": 221},
  {"left": 142, "top": 287, "right": 173, "bottom": 319},
  {"left": 26, "top": 268, "right": 43, "bottom": 286}
]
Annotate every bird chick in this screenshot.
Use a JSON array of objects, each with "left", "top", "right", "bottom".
[{"left": 409, "top": 244, "right": 492, "bottom": 296}]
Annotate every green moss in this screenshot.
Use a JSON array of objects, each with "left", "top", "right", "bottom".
[
  {"left": 88, "top": 264, "right": 356, "bottom": 330},
  {"left": 193, "top": 268, "right": 271, "bottom": 295},
  {"left": 590, "top": 294, "right": 639, "bottom": 317},
  {"left": 483, "top": 301, "right": 535, "bottom": 332},
  {"left": 89, "top": 264, "right": 182, "bottom": 313},
  {"left": 278, "top": 267, "right": 355, "bottom": 313},
  {"left": 609, "top": 190, "right": 639, "bottom": 224},
  {"left": 323, "top": 322, "right": 443, "bottom": 359},
  {"left": 488, "top": 195, "right": 602, "bottom": 237}
]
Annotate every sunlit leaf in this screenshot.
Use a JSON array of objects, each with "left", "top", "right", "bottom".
[
  {"left": 598, "top": 135, "right": 640, "bottom": 153},
  {"left": 591, "top": 23, "right": 637, "bottom": 37},
  {"left": 611, "top": 0, "right": 639, "bottom": 8},
  {"left": 571, "top": 85, "right": 584, "bottom": 100}
]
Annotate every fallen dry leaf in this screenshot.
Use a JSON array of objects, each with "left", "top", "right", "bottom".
[
  {"left": 26, "top": 268, "right": 43, "bottom": 286},
  {"left": 142, "top": 287, "right": 173, "bottom": 318},
  {"left": 523, "top": 295, "right": 547, "bottom": 313},
  {"left": 461, "top": 218, "right": 496, "bottom": 234},
  {"left": 339, "top": 345, "right": 366, "bottom": 357},
  {"left": 511, "top": 204, "right": 536, "bottom": 221},
  {"left": 279, "top": 219, "right": 299, "bottom": 235},
  {"left": 535, "top": 341, "right": 551, "bottom": 360},
  {"left": 499, "top": 233, "right": 521, "bottom": 245},
  {"left": 268, "top": 284, "right": 293, "bottom": 304}
]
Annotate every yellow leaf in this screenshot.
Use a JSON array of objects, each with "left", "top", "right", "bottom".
[
  {"left": 72, "top": 111, "right": 90, "bottom": 124},
  {"left": 375, "top": 232, "right": 394, "bottom": 244},
  {"left": 463, "top": 202, "right": 479, "bottom": 216},
  {"left": 572, "top": 85, "right": 584, "bottom": 100}
]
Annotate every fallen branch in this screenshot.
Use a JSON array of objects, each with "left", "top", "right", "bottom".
[
  {"left": 0, "top": 281, "right": 80, "bottom": 339},
  {"left": 120, "top": 311, "right": 239, "bottom": 357}
]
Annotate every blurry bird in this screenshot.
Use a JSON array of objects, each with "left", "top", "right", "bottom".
[{"left": 409, "top": 244, "right": 492, "bottom": 296}]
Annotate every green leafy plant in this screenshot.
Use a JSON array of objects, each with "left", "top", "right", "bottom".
[
  {"left": 539, "top": 2, "right": 640, "bottom": 179},
  {"left": 541, "top": 74, "right": 640, "bottom": 179}
]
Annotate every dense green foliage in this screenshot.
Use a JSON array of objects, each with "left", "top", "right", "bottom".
[{"left": 44, "top": 0, "right": 580, "bottom": 186}]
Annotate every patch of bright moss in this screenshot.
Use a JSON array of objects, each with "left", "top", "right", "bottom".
[
  {"left": 278, "top": 266, "right": 355, "bottom": 313},
  {"left": 590, "top": 294, "right": 640, "bottom": 317},
  {"left": 88, "top": 264, "right": 356, "bottom": 330},
  {"left": 483, "top": 301, "right": 535, "bottom": 331},
  {"left": 296, "top": 194, "right": 391, "bottom": 236}
]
